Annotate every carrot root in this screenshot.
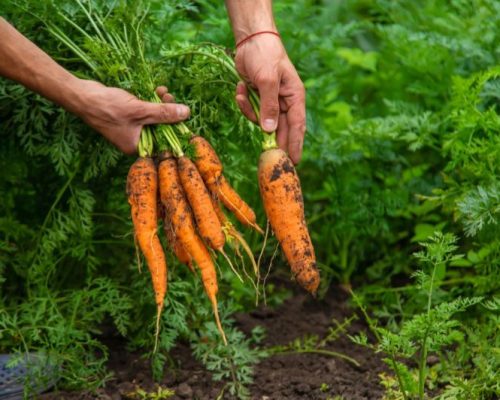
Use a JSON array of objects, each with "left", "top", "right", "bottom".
[{"left": 258, "top": 148, "right": 320, "bottom": 294}]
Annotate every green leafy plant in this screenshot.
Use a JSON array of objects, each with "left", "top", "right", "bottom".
[{"left": 351, "top": 233, "right": 484, "bottom": 399}]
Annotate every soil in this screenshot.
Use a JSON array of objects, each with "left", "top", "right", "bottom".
[{"left": 40, "top": 285, "right": 387, "bottom": 400}]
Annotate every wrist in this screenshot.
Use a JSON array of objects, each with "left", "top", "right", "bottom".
[
  {"left": 233, "top": 22, "right": 277, "bottom": 43},
  {"left": 226, "top": 0, "right": 276, "bottom": 42},
  {"left": 236, "top": 31, "right": 281, "bottom": 49},
  {"left": 60, "top": 78, "right": 97, "bottom": 118}
]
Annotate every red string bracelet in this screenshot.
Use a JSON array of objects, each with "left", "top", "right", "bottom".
[{"left": 236, "top": 31, "right": 281, "bottom": 49}]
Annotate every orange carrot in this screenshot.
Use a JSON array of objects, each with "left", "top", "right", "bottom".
[
  {"left": 191, "top": 136, "right": 263, "bottom": 234},
  {"left": 258, "top": 148, "right": 320, "bottom": 294},
  {"left": 177, "top": 155, "right": 225, "bottom": 251},
  {"left": 126, "top": 157, "right": 167, "bottom": 349},
  {"left": 158, "top": 154, "right": 227, "bottom": 345},
  {"left": 209, "top": 176, "right": 263, "bottom": 234},
  {"left": 190, "top": 135, "right": 223, "bottom": 184},
  {"left": 163, "top": 209, "right": 193, "bottom": 272}
]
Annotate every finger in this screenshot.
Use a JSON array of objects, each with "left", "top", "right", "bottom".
[
  {"left": 161, "top": 93, "right": 175, "bottom": 103},
  {"left": 155, "top": 86, "right": 168, "bottom": 97},
  {"left": 276, "top": 112, "right": 288, "bottom": 151},
  {"left": 256, "top": 73, "right": 280, "bottom": 132},
  {"left": 138, "top": 101, "right": 190, "bottom": 125},
  {"left": 235, "top": 82, "right": 258, "bottom": 122},
  {"left": 286, "top": 100, "right": 306, "bottom": 164},
  {"left": 121, "top": 127, "right": 142, "bottom": 155}
]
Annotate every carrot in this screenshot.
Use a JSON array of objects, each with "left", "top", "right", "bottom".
[
  {"left": 163, "top": 209, "right": 193, "bottom": 272},
  {"left": 158, "top": 154, "right": 227, "bottom": 345},
  {"left": 191, "top": 136, "right": 263, "bottom": 234},
  {"left": 190, "top": 135, "right": 223, "bottom": 184},
  {"left": 126, "top": 157, "right": 167, "bottom": 350},
  {"left": 258, "top": 148, "right": 320, "bottom": 294},
  {"left": 209, "top": 176, "right": 263, "bottom": 234},
  {"left": 177, "top": 155, "right": 225, "bottom": 251}
]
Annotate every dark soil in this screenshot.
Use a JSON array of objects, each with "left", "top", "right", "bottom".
[{"left": 40, "top": 286, "right": 387, "bottom": 400}]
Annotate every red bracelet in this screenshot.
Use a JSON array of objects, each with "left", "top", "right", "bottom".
[{"left": 236, "top": 31, "right": 281, "bottom": 49}]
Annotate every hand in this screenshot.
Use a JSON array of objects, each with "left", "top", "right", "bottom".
[
  {"left": 234, "top": 34, "right": 306, "bottom": 164},
  {"left": 74, "top": 80, "right": 190, "bottom": 154}
]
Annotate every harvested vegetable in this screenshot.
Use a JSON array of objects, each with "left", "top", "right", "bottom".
[
  {"left": 258, "top": 148, "right": 319, "bottom": 294},
  {"left": 190, "top": 135, "right": 223, "bottom": 184},
  {"left": 158, "top": 153, "right": 227, "bottom": 345},
  {"left": 208, "top": 176, "right": 263, "bottom": 234},
  {"left": 163, "top": 209, "right": 193, "bottom": 272},
  {"left": 190, "top": 135, "right": 262, "bottom": 234},
  {"left": 177, "top": 155, "right": 225, "bottom": 251},
  {"left": 126, "top": 156, "right": 167, "bottom": 349}
]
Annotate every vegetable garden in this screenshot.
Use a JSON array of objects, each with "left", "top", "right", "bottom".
[{"left": 0, "top": 0, "right": 498, "bottom": 399}]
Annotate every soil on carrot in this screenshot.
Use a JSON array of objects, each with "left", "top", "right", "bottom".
[{"left": 40, "top": 284, "right": 387, "bottom": 400}]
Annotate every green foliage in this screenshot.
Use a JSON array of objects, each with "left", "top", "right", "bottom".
[
  {"left": 352, "top": 233, "right": 490, "bottom": 399},
  {"left": 1, "top": 0, "right": 499, "bottom": 398}
]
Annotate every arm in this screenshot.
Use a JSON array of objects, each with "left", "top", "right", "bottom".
[
  {"left": 0, "top": 17, "right": 189, "bottom": 154},
  {"left": 225, "top": 0, "right": 306, "bottom": 164}
]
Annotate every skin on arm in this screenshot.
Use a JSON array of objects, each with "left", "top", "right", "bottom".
[
  {"left": 0, "top": 17, "right": 189, "bottom": 154},
  {"left": 224, "top": 0, "right": 306, "bottom": 164}
]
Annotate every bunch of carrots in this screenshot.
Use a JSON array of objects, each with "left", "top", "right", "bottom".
[
  {"left": 127, "top": 118, "right": 265, "bottom": 349},
  {"left": 42, "top": 1, "right": 320, "bottom": 350},
  {"left": 127, "top": 86, "right": 320, "bottom": 349}
]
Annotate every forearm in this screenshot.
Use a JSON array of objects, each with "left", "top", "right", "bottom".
[
  {"left": 224, "top": 0, "right": 277, "bottom": 42},
  {"left": 0, "top": 17, "right": 84, "bottom": 114}
]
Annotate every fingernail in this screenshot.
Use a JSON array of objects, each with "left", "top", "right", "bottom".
[
  {"left": 176, "top": 105, "right": 190, "bottom": 118},
  {"left": 263, "top": 119, "right": 276, "bottom": 131}
]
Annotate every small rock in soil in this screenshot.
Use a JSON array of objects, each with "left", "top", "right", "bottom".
[
  {"left": 325, "top": 359, "right": 337, "bottom": 372},
  {"left": 176, "top": 383, "right": 193, "bottom": 398},
  {"left": 193, "top": 389, "right": 203, "bottom": 399}
]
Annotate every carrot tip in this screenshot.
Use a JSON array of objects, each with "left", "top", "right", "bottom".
[
  {"left": 153, "top": 303, "right": 163, "bottom": 353},
  {"left": 253, "top": 223, "right": 265, "bottom": 235},
  {"left": 211, "top": 298, "right": 227, "bottom": 346}
]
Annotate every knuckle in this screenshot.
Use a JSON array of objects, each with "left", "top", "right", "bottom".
[
  {"left": 130, "top": 103, "right": 147, "bottom": 120},
  {"left": 264, "top": 102, "right": 280, "bottom": 115},
  {"left": 159, "top": 106, "right": 174, "bottom": 121},
  {"left": 257, "top": 75, "right": 275, "bottom": 87}
]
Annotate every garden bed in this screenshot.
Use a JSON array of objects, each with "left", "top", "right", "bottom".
[{"left": 41, "top": 286, "right": 387, "bottom": 399}]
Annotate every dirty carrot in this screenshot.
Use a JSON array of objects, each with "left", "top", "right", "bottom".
[
  {"left": 209, "top": 176, "right": 263, "bottom": 234},
  {"left": 191, "top": 136, "right": 263, "bottom": 234},
  {"left": 163, "top": 208, "right": 193, "bottom": 272},
  {"left": 258, "top": 148, "right": 320, "bottom": 294},
  {"left": 177, "top": 155, "right": 225, "bottom": 251},
  {"left": 158, "top": 153, "right": 227, "bottom": 345},
  {"left": 190, "top": 135, "right": 223, "bottom": 184},
  {"left": 126, "top": 157, "right": 167, "bottom": 350}
]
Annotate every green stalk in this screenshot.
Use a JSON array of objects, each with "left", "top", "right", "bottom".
[
  {"left": 163, "top": 46, "right": 278, "bottom": 150},
  {"left": 418, "top": 261, "right": 439, "bottom": 400},
  {"left": 138, "top": 127, "right": 153, "bottom": 157}
]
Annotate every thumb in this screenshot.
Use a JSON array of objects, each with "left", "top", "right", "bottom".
[
  {"left": 138, "top": 101, "right": 190, "bottom": 125},
  {"left": 256, "top": 75, "right": 280, "bottom": 132}
]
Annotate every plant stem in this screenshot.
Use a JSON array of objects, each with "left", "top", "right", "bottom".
[
  {"left": 418, "top": 261, "right": 438, "bottom": 399},
  {"left": 274, "top": 349, "right": 360, "bottom": 367},
  {"left": 163, "top": 46, "right": 278, "bottom": 150},
  {"left": 390, "top": 352, "right": 409, "bottom": 400}
]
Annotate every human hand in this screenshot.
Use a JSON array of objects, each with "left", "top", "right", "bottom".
[
  {"left": 234, "top": 34, "right": 306, "bottom": 164},
  {"left": 74, "top": 80, "right": 190, "bottom": 154}
]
